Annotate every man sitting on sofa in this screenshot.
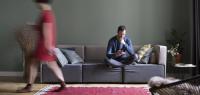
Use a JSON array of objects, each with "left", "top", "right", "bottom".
[{"left": 105, "top": 25, "right": 137, "bottom": 68}]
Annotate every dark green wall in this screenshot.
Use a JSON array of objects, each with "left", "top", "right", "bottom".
[{"left": 0, "top": 0, "right": 192, "bottom": 72}]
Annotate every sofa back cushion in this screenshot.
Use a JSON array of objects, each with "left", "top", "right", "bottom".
[
  {"left": 60, "top": 49, "right": 84, "bottom": 64},
  {"left": 57, "top": 45, "right": 84, "bottom": 59},
  {"left": 84, "top": 45, "right": 106, "bottom": 63},
  {"left": 135, "top": 44, "right": 153, "bottom": 64},
  {"left": 134, "top": 45, "right": 158, "bottom": 64}
]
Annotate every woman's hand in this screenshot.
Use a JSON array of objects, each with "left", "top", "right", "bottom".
[{"left": 47, "top": 47, "right": 55, "bottom": 56}]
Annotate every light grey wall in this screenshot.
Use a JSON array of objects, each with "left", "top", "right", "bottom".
[
  {"left": 0, "top": 0, "right": 37, "bottom": 71},
  {"left": 55, "top": 0, "right": 174, "bottom": 45},
  {"left": 0, "top": 0, "right": 192, "bottom": 72}
]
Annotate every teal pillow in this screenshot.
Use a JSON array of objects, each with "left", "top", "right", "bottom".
[{"left": 60, "top": 49, "right": 84, "bottom": 64}]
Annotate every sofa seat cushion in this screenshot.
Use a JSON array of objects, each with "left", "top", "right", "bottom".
[
  {"left": 123, "top": 64, "right": 165, "bottom": 83},
  {"left": 41, "top": 63, "right": 82, "bottom": 83},
  {"left": 82, "top": 63, "right": 122, "bottom": 83}
]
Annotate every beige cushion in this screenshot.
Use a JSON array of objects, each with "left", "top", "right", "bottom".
[{"left": 136, "top": 44, "right": 153, "bottom": 62}]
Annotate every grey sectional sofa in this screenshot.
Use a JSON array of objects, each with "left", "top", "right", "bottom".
[{"left": 40, "top": 44, "right": 167, "bottom": 83}]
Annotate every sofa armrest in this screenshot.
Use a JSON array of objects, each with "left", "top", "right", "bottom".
[
  {"left": 154, "top": 45, "right": 167, "bottom": 77},
  {"left": 154, "top": 45, "right": 167, "bottom": 65}
]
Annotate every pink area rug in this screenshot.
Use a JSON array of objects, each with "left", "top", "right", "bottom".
[{"left": 35, "top": 85, "right": 151, "bottom": 95}]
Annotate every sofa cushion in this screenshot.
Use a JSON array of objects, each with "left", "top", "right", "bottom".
[
  {"left": 123, "top": 64, "right": 165, "bottom": 83},
  {"left": 57, "top": 45, "right": 84, "bottom": 59},
  {"left": 84, "top": 45, "right": 106, "bottom": 63},
  {"left": 41, "top": 64, "right": 82, "bottom": 83},
  {"left": 82, "top": 63, "right": 122, "bottom": 83},
  {"left": 139, "top": 48, "right": 153, "bottom": 64},
  {"left": 53, "top": 48, "right": 68, "bottom": 67},
  {"left": 149, "top": 51, "right": 158, "bottom": 64},
  {"left": 149, "top": 48, "right": 158, "bottom": 64},
  {"left": 61, "top": 49, "right": 84, "bottom": 64},
  {"left": 136, "top": 44, "right": 153, "bottom": 64}
]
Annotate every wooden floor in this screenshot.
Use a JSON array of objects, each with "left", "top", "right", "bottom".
[
  {"left": 0, "top": 76, "right": 46, "bottom": 95},
  {"left": 0, "top": 77, "right": 148, "bottom": 95}
]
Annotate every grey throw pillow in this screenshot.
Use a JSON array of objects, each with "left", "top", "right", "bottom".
[
  {"left": 53, "top": 48, "right": 68, "bottom": 67},
  {"left": 60, "top": 49, "right": 84, "bottom": 64}
]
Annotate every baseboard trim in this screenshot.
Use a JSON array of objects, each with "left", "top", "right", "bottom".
[{"left": 0, "top": 71, "right": 23, "bottom": 77}]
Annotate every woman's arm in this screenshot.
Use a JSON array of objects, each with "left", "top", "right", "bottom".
[{"left": 43, "top": 22, "right": 53, "bottom": 54}]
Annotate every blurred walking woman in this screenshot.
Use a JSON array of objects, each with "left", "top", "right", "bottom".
[{"left": 17, "top": 0, "right": 66, "bottom": 93}]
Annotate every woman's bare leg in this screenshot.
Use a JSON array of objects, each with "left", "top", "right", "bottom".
[
  {"left": 17, "top": 57, "right": 39, "bottom": 93},
  {"left": 27, "top": 58, "right": 39, "bottom": 84},
  {"left": 46, "top": 61, "right": 66, "bottom": 92},
  {"left": 46, "top": 61, "right": 65, "bottom": 82}
]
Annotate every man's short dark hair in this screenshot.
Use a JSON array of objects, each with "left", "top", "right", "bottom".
[
  {"left": 35, "top": 0, "right": 52, "bottom": 4},
  {"left": 117, "top": 25, "right": 126, "bottom": 32}
]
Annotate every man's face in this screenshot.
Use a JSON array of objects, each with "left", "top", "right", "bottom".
[{"left": 117, "top": 30, "right": 126, "bottom": 39}]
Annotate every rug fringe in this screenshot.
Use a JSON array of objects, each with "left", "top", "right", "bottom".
[
  {"left": 34, "top": 85, "right": 54, "bottom": 95},
  {"left": 44, "top": 84, "right": 149, "bottom": 88}
]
